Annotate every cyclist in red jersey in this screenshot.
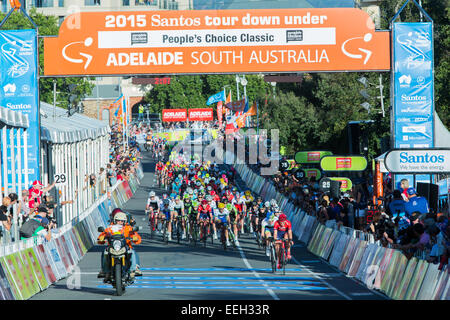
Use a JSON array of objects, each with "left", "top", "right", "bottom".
[{"left": 273, "top": 213, "right": 294, "bottom": 269}]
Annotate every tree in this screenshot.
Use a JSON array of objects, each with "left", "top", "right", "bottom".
[
  {"left": 0, "top": 8, "right": 94, "bottom": 109},
  {"left": 143, "top": 74, "right": 271, "bottom": 114}
]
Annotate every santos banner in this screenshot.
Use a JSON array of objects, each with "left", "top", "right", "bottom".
[
  {"left": 43, "top": 8, "right": 390, "bottom": 76},
  {"left": 0, "top": 29, "right": 40, "bottom": 187},
  {"left": 392, "top": 22, "right": 434, "bottom": 149}
]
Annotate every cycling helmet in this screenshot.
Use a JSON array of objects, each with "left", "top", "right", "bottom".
[
  {"left": 217, "top": 203, "right": 225, "bottom": 209},
  {"left": 114, "top": 211, "right": 127, "bottom": 223},
  {"left": 264, "top": 201, "right": 271, "bottom": 208},
  {"left": 184, "top": 197, "right": 191, "bottom": 203},
  {"left": 207, "top": 186, "right": 212, "bottom": 191},
  {"left": 201, "top": 200, "right": 208, "bottom": 205},
  {"left": 206, "top": 195, "right": 212, "bottom": 201},
  {"left": 245, "top": 190, "right": 251, "bottom": 196},
  {"left": 163, "top": 199, "right": 170, "bottom": 206},
  {"left": 270, "top": 199, "right": 277, "bottom": 207},
  {"left": 278, "top": 214, "right": 287, "bottom": 222},
  {"left": 170, "top": 193, "right": 176, "bottom": 199},
  {"left": 149, "top": 191, "right": 156, "bottom": 197},
  {"left": 187, "top": 188, "right": 194, "bottom": 195},
  {"left": 111, "top": 208, "right": 124, "bottom": 218}
]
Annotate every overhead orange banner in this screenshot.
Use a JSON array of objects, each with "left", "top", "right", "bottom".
[{"left": 43, "top": 8, "right": 390, "bottom": 76}]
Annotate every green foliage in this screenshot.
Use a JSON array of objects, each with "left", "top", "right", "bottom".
[
  {"left": 143, "top": 74, "right": 270, "bottom": 114},
  {"left": 0, "top": 8, "right": 94, "bottom": 109}
]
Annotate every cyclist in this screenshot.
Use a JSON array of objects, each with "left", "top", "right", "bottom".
[
  {"left": 261, "top": 209, "right": 280, "bottom": 257},
  {"left": 273, "top": 213, "right": 294, "bottom": 268},
  {"left": 232, "top": 192, "right": 246, "bottom": 235},
  {"left": 170, "top": 196, "right": 186, "bottom": 239},
  {"left": 213, "top": 202, "right": 231, "bottom": 247},
  {"left": 242, "top": 190, "right": 254, "bottom": 233},
  {"left": 160, "top": 199, "right": 173, "bottom": 241},
  {"left": 224, "top": 197, "right": 239, "bottom": 245},
  {"left": 196, "top": 199, "right": 213, "bottom": 242},
  {"left": 146, "top": 191, "right": 160, "bottom": 232},
  {"left": 206, "top": 194, "right": 218, "bottom": 239}
]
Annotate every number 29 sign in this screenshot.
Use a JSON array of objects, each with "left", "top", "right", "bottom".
[{"left": 54, "top": 174, "right": 67, "bottom": 186}]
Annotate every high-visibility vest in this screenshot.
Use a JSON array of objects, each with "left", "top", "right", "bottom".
[{"left": 139, "top": 106, "right": 144, "bottom": 113}]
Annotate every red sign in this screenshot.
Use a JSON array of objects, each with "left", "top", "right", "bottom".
[
  {"left": 188, "top": 108, "right": 213, "bottom": 121},
  {"left": 336, "top": 157, "right": 352, "bottom": 169},
  {"left": 162, "top": 109, "right": 187, "bottom": 122},
  {"left": 307, "top": 152, "right": 321, "bottom": 162}
]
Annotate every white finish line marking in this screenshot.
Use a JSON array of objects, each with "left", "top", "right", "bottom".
[{"left": 235, "top": 242, "right": 280, "bottom": 300}]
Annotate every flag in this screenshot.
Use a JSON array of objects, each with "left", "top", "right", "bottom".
[
  {"left": 225, "top": 98, "right": 246, "bottom": 113},
  {"left": 113, "top": 94, "right": 124, "bottom": 117},
  {"left": 217, "top": 101, "right": 223, "bottom": 129},
  {"left": 206, "top": 90, "right": 226, "bottom": 106},
  {"left": 224, "top": 91, "right": 231, "bottom": 114},
  {"left": 245, "top": 101, "right": 257, "bottom": 116}
]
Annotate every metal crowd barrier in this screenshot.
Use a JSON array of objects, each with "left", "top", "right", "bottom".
[
  {"left": 0, "top": 166, "right": 142, "bottom": 300},
  {"left": 229, "top": 156, "right": 449, "bottom": 300}
]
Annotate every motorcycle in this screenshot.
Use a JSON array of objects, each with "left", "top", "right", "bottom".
[{"left": 98, "top": 225, "right": 140, "bottom": 296}]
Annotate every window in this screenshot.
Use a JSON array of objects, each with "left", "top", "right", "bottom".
[
  {"left": 33, "top": 0, "right": 54, "bottom": 8},
  {"left": 59, "top": 0, "right": 64, "bottom": 7},
  {"left": 135, "top": 0, "right": 158, "bottom": 6},
  {"left": 85, "top": 0, "right": 101, "bottom": 5}
]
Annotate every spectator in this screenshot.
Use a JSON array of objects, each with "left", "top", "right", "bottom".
[
  {"left": 389, "top": 189, "right": 406, "bottom": 218},
  {"left": 18, "top": 189, "right": 31, "bottom": 225},
  {"left": 404, "top": 187, "right": 429, "bottom": 217},
  {"left": 0, "top": 205, "right": 11, "bottom": 235},
  {"left": 19, "top": 206, "right": 53, "bottom": 241},
  {"left": 317, "top": 200, "right": 329, "bottom": 224},
  {"left": 28, "top": 180, "right": 56, "bottom": 210}
]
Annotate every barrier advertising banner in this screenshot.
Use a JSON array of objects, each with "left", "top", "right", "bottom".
[
  {"left": 392, "top": 22, "right": 434, "bottom": 149},
  {"left": 43, "top": 8, "right": 390, "bottom": 76},
  {"left": 188, "top": 108, "right": 214, "bottom": 121},
  {"left": 162, "top": 109, "right": 187, "bottom": 122},
  {"left": 0, "top": 29, "right": 40, "bottom": 187},
  {"left": 0, "top": 262, "right": 15, "bottom": 300}
]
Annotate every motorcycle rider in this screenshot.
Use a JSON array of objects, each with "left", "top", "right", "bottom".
[{"left": 97, "top": 211, "right": 142, "bottom": 281}]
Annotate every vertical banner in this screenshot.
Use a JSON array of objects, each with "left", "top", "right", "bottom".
[
  {"left": 392, "top": 22, "right": 434, "bottom": 149},
  {"left": 0, "top": 29, "right": 40, "bottom": 187}
]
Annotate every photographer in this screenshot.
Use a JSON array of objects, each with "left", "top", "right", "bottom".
[
  {"left": 19, "top": 205, "right": 54, "bottom": 241},
  {"left": 367, "top": 209, "right": 396, "bottom": 246}
]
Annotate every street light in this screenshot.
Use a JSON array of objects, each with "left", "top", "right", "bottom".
[{"left": 358, "top": 75, "right": 385, "bottom": 117}]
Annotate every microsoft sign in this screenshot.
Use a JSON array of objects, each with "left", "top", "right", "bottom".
[{"left": 384, "top": 149, "right": 450, "bottom": 174}]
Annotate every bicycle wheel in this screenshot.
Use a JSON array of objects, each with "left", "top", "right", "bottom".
[
  {"left": 270, "top": 244, "right": 277, "bottom": 273},
  {"left": 280, "top": 245, "right": 286, "bottom": 275},
  {"left": 176, "top": 219, "right": 181, "bottom": 244},
  {"left": 162, "top": 220, "right": 168, "bottom": 244},
  {"left": 149, "top": 215, "right": 155, "bottom": 239}
]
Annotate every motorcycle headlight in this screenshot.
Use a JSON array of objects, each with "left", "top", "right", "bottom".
[{"left": 113, "top": 240, "right": 122, "bottom": 251}]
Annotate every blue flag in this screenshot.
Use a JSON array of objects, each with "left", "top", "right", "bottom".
[{"left": 206, "top": 90, "right": 225, "bottom": 106}]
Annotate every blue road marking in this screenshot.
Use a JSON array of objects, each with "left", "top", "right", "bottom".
[
  {"left": 97, "top": 285, "right": 330, "bottom": 291},
  {"left": 129, "top": 276, "right": 317, "bottom": 281},
  {"left": 140, "top": 267, "right": 303, "bottom": 272}
]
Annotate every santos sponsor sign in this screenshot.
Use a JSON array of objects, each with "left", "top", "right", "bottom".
[
  {"left": 43, "top": 8, "right": 389, "bottom": 76},
  {"left": 384, "top": 149, "right": 450, "bottom": 174}
]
